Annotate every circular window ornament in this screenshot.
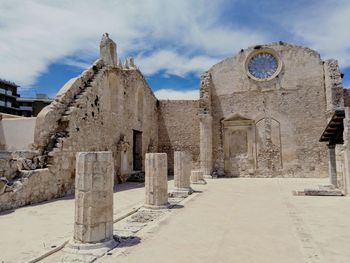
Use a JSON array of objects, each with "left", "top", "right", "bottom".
[{"left": 246, "top": 49, "right": 282, "bottom": 81}]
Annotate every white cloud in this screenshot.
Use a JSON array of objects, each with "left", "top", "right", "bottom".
[
  {"left": 0, "top": 0, "right": 268, "bottom": 88},
  {"left": 154, "top": 89, "right": 199, "bottom": 100},
  {"left": 279, "top": 1, "right": 350, "bottom": 67},
  {"left": 137, "top": 50, "right": 220, "bottom": 77}
]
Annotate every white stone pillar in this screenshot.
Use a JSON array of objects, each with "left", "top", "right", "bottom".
[
  {"left": 172, "top": 151, "right": 193, "bottom": 197},
  {"left": 328, "top": 144, "right": 337, "bottom": 187},
  {"left": 200, "top": 114, "right": 213, "bottom": 179},
  {"left": 74, "top": 152, "right": 114, "bottom": 243},
  {"left": 343, "top": 107, "right": 350, "bottom": 195},
  {"left": 144, "top": 153, "right": 169, "bottom": 209},
  {"left": 66, "top": 151, "right": 116, "bottom": 255},
  {"left": 191, "top": 170, "right": 207, "bottom": 185}
]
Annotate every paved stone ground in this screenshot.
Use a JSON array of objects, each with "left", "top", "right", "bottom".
[
  {"left": 98, "top": 178, "right": 350, "bottom": 263},
  {"left": 1, "top": 178, "right": 350, "bottom": 263},
  {"left": 0, "top": 181, "right": 148, "bottom": 263}
]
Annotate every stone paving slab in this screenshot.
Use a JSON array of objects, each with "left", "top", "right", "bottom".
[
  {"left": 0, "top": 180, "right": 171, "bottom": 263},
  {"left": 97, "top": 178, "right": 350, "bottom": 263}
]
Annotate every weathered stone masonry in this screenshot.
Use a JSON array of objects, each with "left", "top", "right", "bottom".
[
  {"left": 0, "top": 34, "right": 159, "bottom": 211},
  {"left": 157, "top": 100, "right": 200, "bottom": 173}
]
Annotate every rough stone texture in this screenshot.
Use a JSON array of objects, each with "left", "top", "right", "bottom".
[
  {"left": 74, "top": 151, "right": 114, "bottom": 243},
  {"left": 144, "top": 153, "right": 168, "bottom": 209},
  {"left": 172, "top": 151, "right": 193, "bottom": 196},
  {"left": 342, "top": 107, "right": 350, "bottom": 195},
  {"left": 343, "top": 89, "right": 350, "bottom": 107},
  {"left": 202, "top": 42, "right": 332, "bottom": 178},
  {"left": 327, "top": 144, "right": 337, "bottom": 186},
  {"left": 0, "top": 169, "right": 54, "bottom": 211},
  {"left": 335, "top": 144, "right": 345, "bottom": 190},
  {"left": 100, "top": 33, "right": 118, "bottom": 67},
  {"left": 158, "top": 100, "right": 199, "bottom": 173},
  {"left": 324, "top": 59, "right": 344, "bottom": 118},
  {"left": 200, "top": 114, "right": 213, "bottom": 178},
  {"left": 190, "top": 169, "right": 206, "bottom": 184},
  {"left": 0, "top": 151, "right": 17, "bottom": 180}
]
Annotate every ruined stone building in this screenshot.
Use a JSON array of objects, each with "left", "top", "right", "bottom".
[{"left": 0, "top": 34, "right": 347, "bottom": 211}]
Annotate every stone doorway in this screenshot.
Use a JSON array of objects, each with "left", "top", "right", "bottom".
[
  {"left": 133, "top": 130, "right": 142, "bottom": 171},
  {"left": 222, "top": 114, "right": 256, "bottom": 177}
]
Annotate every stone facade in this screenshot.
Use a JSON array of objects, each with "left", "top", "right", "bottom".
[{"left": 199, "top": 42, "right": 337, "bottom": 178}]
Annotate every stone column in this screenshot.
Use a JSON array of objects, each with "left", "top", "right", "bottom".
[
  {"left": 144, "top": 153, "right": 169, "bottom": 209},
  {"left": 67, "top": 151, "right": 116, "bottom": 255},
  {"left": 328, "top": 144, "right": 337, "bottom": 187},
  {"left": 191, "top": 170, "right": 207, "bottom": 185},
  {"left": 200, "top": 114, "right": 213, "bottom": 179},
  {"left": 343, "top": 107, "right": 350, "bottom": 195},
  {"left": 172, "top": 151, "right": 193, "bottom": 197}
]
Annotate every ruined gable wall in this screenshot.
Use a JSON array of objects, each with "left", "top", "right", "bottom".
[
  {"left": 0, "top": 63, "right": 158, "bottom": 211},
  {"left": 46, "top": 66, "right": 159, "bottom": 194},
  {"left": 158, "top": 100, "right": 200, "bottom": 173},
  {"left": 209, "top": 43, "right": 328, "bottom": 177}
]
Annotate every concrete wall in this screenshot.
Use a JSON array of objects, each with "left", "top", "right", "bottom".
[
  {"left": 206, "top": 42, "right": 329, "bottom": 177},
  {"left": 158, "top": 100, "right": 200, "bottom": 173},
  {"left": 0, "top": 117, "right": 36, "bottom": 150}
]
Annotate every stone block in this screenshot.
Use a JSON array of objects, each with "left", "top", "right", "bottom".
[
  {"left": 172, "top": 151, "right": 193, "bottom": 197},
  {"left": 74, "top": 151, "right": 114, "bottom": 244},
  {"left": 191, "top": 170, "right": 207, "bottom": 184},
  {"left": 144, "top": 153, "right": 169, "bottom": 209}
]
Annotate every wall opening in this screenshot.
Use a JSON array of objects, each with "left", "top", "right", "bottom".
[{"left": 133, "top": 130, "right": 143, "bottom": 171}]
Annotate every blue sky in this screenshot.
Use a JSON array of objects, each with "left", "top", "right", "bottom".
[{"left": 1, "top": 0, "right": 350, "bottom": 99}]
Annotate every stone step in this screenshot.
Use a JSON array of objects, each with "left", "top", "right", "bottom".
[
  {"left": 64, "top": 106, "right": 75, "bottom": 115},
  {"left": 61, "top": 115, "right": 70, "bottom": 122}
]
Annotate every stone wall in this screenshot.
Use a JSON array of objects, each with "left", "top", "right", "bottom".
[
  {"left": 204, "top": 42, "right": 330, "bottom": 177},
  {"left": 0, "top": 169, "right": 53, "bottom": 211},
  {"left": 158, "top": 100, "right": 200, "bottom": 173}
]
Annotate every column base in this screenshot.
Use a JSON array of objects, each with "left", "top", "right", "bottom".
[
  {"left": 192, "top": 179, "right": 207, "bottom": 185},
  {"left": 170, "top": 187, "right": 194, "bottom": 198},
  {"left": 203, "top": 174, "right": 213, "bottom": 179},
  {"left": 143, "top": 203, "right": 170, "bottom": 210},
  {"left": 63, "top": 238, "right": 117, "bottom": 257}
]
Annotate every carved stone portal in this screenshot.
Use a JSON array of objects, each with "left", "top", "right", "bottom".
[
  {"left": 222, "top": 114, "right": 256, "bottom": 177},
  {"left": 222, "top": 114, "right": 282, "bottom": 177}
]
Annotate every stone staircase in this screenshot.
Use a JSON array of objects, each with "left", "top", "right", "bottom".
[{"left": 45, "top": 64, "right": 105, "bottom": 165}]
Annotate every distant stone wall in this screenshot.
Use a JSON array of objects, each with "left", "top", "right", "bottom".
[
  {"left": 158, "top": 100, "right": 200, "bottom": 173},
  {"left": 206, "top": 42, "right": 329, "bottom": 178}
]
